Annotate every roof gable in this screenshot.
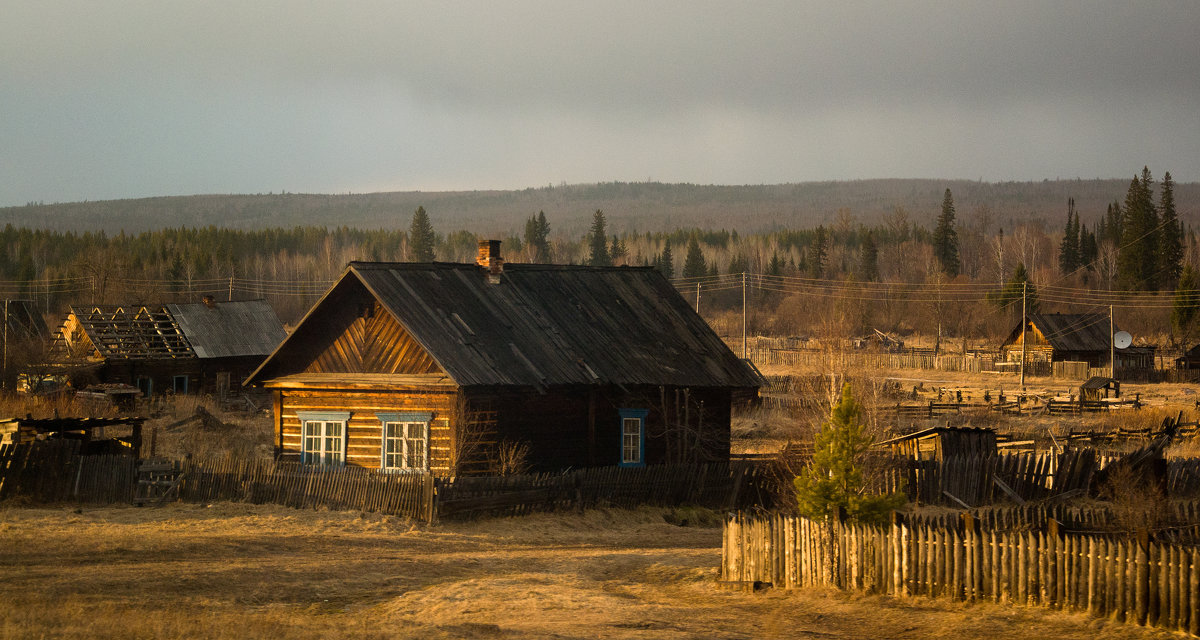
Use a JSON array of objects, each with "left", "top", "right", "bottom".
[{"left": 302, "top": 299, "right": 444, "bottom": 375}]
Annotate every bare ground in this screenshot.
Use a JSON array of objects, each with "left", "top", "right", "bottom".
[{"left": 0, "top": 503, "right": 1180, "bottom": 639}]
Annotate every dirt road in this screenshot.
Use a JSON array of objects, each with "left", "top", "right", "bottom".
[{"left": 0, "top": 503, "right": 1176, "bottom": 639}]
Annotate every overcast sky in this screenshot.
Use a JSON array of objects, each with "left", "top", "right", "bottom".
[{"left": 2, "top": 1, "right": 1198, "bottom": 206}]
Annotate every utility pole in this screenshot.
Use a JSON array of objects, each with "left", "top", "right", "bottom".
[
  {"left": 742, "top": 272, "right": 747, "bottom": 359},
  {"left": 1110, "top": 305, "right": 1115, "bottom": 378},
  {"left": 2, "top": 299, "right": 8, "bottom": 390},
  {"left": 1019, "top": 282, "right": 1027, "bottom": 389},
  {"left": 229, "top": 273, "right": 234, "bottom": 301},
  {"left": 695, "top": 282, "right": 700, "bottom": 314}
]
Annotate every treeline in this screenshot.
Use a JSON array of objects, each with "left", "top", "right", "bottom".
[
  {"left": 2, "top": 169, "right": 1197, "bottom": 345},
  {"left": 5, "top": 178, "right": 1195, "bottom": 235}
]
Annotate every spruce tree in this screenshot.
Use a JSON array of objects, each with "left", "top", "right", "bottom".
[
  {"left": 656, "top": 239, "right": 674, "bottom": 278},
  {"left": 766, "top": 252, "right": 783, "bottom": 277},
  {"left": 808, "top": 226, "right": 828, "bottom": 279},
  {"left": 682, "top": 235, "right": 707, "bottom": 278},
  {"left": 1058, "top": 198, "right": 1080, "bottom": 275},
  {"left": 408, "top": 206, "right": 436, "bottom": 262},
  {"left": 1079, "top": 227, "right": 1098, "bottom": 271},
  {"left": 587, "top": 210, "right": 611, "bottom": 266},
  {"left": 609, "top": 235, "right": 627, "bottom": 265},
  {"left": 856, "top": 231, "right": 879, "bottom": 282},
  {"left": 988, "top": 262, "right": 1039, "bottom": 314},
  {"left": 523, "top": 211, "right": 551, "bottom": 262},
  {"left": 793, "top": 384, "right": 905, "bottom": 524},
  {"left": 1159, "top": 171, "right": 1184, "bottom": 289},
  {"left": 1117, "top": 169, "right": 1159, "bottom": 290},
  {"left": 932, "top": 189, "right": 961, "bottom": 276},
  {"left": 1103, "top": 201, "right": 1123, "bottom": 245},
  {"left": 1172, "top": 264, "right": 1200, "bottom": 342},
  {"left": 727, "top": 254, "right": 749, "bottom": 276}
]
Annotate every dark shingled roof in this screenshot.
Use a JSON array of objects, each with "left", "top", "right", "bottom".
[
  {"left": 1027, "top": 312, "right": 1113, "bottom": 352},
  {"left": 251, "top": 262, "right": 759, "bottom": 389},
  {"left": 60, "top": 300, "right": 284, "bottom": 360},
  {"left": 1080, "top": 376, "right": 1117, "bottom": 390},
  {"left": 167, "top": 300, "right": 287, "bottom": 358}
]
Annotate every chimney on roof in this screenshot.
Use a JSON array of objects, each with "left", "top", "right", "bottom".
[
  {"left": 202, "top": 295, "right": 216, "bottom": 308},
  {"left": 476, "top": 240, "right": 504, "bottom": 284}
]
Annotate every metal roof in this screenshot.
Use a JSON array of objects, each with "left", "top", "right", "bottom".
[
  {"left": 250, "top": 262, "right": 760, "bottom": 389},
  {"left": 60, "top": 300, "right": 284, "bottom": 360},
  {"left": 1026, "top": 313, "right": 1113, "bottom": 352},
  {"left": 1080, "top": 376, "right": 1117, "bottom": 390},
  {"left": 167, "top": 300, "right": 286, "bottom": 358}
]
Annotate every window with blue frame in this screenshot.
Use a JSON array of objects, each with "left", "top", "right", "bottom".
[
  {"left": 298, "top": 411, "right": 350, "bottom": 466},
  {"left": 377, "top": 412, "right": 432, "bottom": 471},
  {"left": 618, "top": 409, "right": 648, "bottom": 467}
]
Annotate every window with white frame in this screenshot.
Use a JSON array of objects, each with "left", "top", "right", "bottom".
[
  {"left": 298, "top": 411, "right": 349, "bottom": 466},
  {"left": 618, "top": 409, "right": 648, "bottom": 467},
  {"left": 378, "top": 412, "right": 431, "bottom": 471}
]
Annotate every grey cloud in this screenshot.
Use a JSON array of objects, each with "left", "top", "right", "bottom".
[{"left": 1, "top": 1, "right": 1197, "bottom": 205}]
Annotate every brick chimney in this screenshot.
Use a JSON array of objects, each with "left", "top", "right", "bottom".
[{"left": 476, "top": 240, "right": 504, "bottom": 284}]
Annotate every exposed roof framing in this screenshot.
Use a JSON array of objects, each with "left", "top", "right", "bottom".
[{"left": 51, "top": 300, "right": 285, "bottom": 361}]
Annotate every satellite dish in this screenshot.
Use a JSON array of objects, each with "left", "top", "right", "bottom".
[{"left": 1113, "top": 331, "right": 1132, "bottom": 349}]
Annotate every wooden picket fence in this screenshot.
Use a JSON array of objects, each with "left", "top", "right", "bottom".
[
  {"left": 436, "top": 462, "right": 755, "bottom": 519},
  {"left": 178, "top": 457, "right": 436, "bottom": 522},
  {"left": 722, "top": 512, "right": 1200, "bottom": 635},
  {"left": 866, "top": 450, "right": 1099, "bottom": 508},
  {"left": 0, "top": 442, "right": 761, "bottom": 521},
  {"left": 0, "top": 440, "right": 136, "bottom": 504},
  {"left": 177, "top": 458, "right": 759, "bottom": 521}
]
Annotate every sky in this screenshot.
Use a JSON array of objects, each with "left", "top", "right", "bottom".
[{"left": 2, "top": 1, "right": 1198, "bottom": 207}]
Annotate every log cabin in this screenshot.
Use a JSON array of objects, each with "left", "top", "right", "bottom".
[
  {"left": 245, "top": 241, "right": 761, "bottom": 476},
  {"left": 48, "top": 298, "right": 286, "bottom": 397},
  {"left": 999, "top": 312, "right": 1155, "bottom": 369}
]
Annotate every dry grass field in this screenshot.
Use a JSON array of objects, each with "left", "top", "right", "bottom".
[{"left": 0, "top": 503, "right": 1181, "bottom": 640}]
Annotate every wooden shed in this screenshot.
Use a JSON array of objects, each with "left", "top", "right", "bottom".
[
  {"left": 48, "top": 298, "right": 286, "bottom": 397},
  {"left": 878, "top": 426, "right": 997, "bottom": 461},
  {"left": 1079, "top": 376, "right": 1119, "bottom": 401},
  {"left": 245, "top": 241, "right": 761, "bottom": 476}
]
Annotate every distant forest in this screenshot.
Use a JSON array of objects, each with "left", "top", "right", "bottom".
[
  {"left": 5, "top": 178, "right": 1196, "bottom": 235},
  {"left": 1, "top": 174, "right": 1198, "bottom": 346}
]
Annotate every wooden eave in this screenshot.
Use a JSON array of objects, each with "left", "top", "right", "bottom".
[{"left": 262, "top": 372, "right": 457, "bottom": 391}]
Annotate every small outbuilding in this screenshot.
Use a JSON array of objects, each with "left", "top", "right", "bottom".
[
  {"left": 878, "top": 426, "right": 998, "bottom": 461},
  {"left": 1079, "top": 376, "right": 1119, "bottom": 401}
]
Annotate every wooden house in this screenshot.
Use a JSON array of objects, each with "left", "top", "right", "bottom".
[
  {"left": 244, "top": 241, "right": 761, "bottom": 476},
  {"left": 49, "top": 298, "right": 286, "bottom": 397},
  {"left": 879, "top": 426, "right": 997, "bottom": 461},
  {"left": 999, "top": 313, "right": 1155, "bottom": 369}
]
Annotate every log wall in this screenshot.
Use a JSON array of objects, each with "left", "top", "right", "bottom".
[{"left": 277, "top": 388, "right": 457, "bottom": 474}]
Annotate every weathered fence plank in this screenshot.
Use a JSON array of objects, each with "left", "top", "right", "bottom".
[{"left": 723, "top": 512, "right": 1200, "bottom": 635}]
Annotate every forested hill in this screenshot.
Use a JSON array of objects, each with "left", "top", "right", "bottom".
[{"left": 3, "top": 178, "right": 1196, "bottom": 235}]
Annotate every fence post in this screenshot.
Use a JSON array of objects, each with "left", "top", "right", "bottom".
[{"left": 425, "top": 475, "right": 437, "bottom": 523}]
